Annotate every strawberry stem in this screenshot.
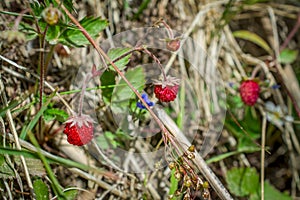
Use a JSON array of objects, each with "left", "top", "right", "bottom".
[
  {"left": 142, "top": 47, "right": 167, "bottom": 81},
  {"left": 155, "top": 18, "right": 174, "bottom": 39},
  {"left": 78, "top": 66, "right": 104, "bottom": 116},
  {"left": 77, "top": 73, "right": 91, "bottom": 116}
]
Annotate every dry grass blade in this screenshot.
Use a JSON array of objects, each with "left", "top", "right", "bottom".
[{"left": 0, "top": 75, "right": 34, "bottom": 196}]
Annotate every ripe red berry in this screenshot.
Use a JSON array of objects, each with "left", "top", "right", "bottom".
[
  {"left": 153, "top": 76, "right": 180, "bottom": 102},
  {"left": 154, "top": 85, "right": 179, "bottom": 102},
  {"left": 239, "top": 80, "right": 260, "bottom": 106},
  {"left": 63, "top": 114, "right": 94, "bottom": 146}
]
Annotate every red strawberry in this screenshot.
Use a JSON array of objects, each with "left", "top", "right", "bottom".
[
  {"left": 239, "top": 80, "right": 260, "bottom": 106},
  {"left": 154, "top": 85, "right": 179, "bottom": 102},
  {"left": 63, "top": 114, "right": 94, "bottom": 146},
  {"left": 153, "top": 76, "right": 180, "bottom": 102}
]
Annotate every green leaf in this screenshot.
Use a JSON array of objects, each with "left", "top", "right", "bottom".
[
  {"left": 279, "top": 49, "right": 298, "bottom": 64},
  {"left": 169, "top": 169, "right": 179, "bottom": 196},
  {"left": 0, "top": 155, "right": 15, "bottom": 179},
  {"left": 60, "top": 189, "right": 77, "bottom": 200},
  {"left": 225, "top": 107, "right": 261, "bottom": 151},
  {"left": 225, "top": 167, "right": 259, "bottom": 197},
  {"left": 59, "top": 16, "right": 108, "bottom": 47},
  {"left": 43, "top": 108, "right": 69, "bottom": 123},
  {"left": 33, "top": 179, "right": 49, "bottom": 200},
  {"left": 206, "top": 146, "right": 260, "bottom": 164},
  {"left": 45, "top": 24, "right": 60, "bottom": 44},
  {"left": 19, "top": 22, "right": 38, "bottom": 41},
  {"left": 96, "top": 131, "right": 119, "bottom": 150},
  {"left": 244, "top": 0, "right": 270, "bottom": 5},
  {"left": 100, "top": 70, "right": 116, "bottom": 103},
  {"left": 233, "top": 30, "right": 272, "bottom": 54},
  {"left": 0, "top": 100, "right": 20, "bottom": 117},
  {"left": 206, "top": 151, "right": 239, "bottom": 164},
  {"left": 111, "top": 66, "right": 145, "bottom": 114},
  {"left": 0, "top": 147, "right": 104, "bottom": 174},
  {"left": 249, "top": 182, "right": 292, "bottom": 200},
  {"left": 107, "top": 47, "right": 132, "bottom": 70},
  {"left": 20, "top": 92, "right": 56, "bottom": 139}
]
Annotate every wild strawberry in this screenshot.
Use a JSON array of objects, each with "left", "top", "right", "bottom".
[
  {"left": 153, "top": 76, "right": 180, "bottom": 102},
  {"left": 166, "top": 38, "right": 180, "bottom": 52},
  {"left": 63, "top": 114, "right": 94, "bottom": 146},
  {"left": 42, "top": 5, "right": 61, "bottom": 26},
  {"left": 239, "top": 80, "right": 260, "bottom": 106}
]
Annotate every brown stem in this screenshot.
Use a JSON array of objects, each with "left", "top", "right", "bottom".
[
  {"left": 77, "top": 73, "right": 92, "bottom": 116},
  {"left": 160, "top": 19, "right": 174, "bottom": 39},
  {"left": 274, "top": 12, "right": 300, "bottom": 118},
  {"left": 12, "top": 9, "right": 30, "bottom": 31},
  {"left": 38, "top": 26, "right": 48, "bottom": 143},
  {"left": 250, "top": 65, "right": 261, "bottom": 79},
  {"left": 142, "top": 47, "right": 167, "bottom": 81},
  {"left": 106, "top": 47, "right": 143, "bottom": 68},
  {"left": 279, "top": 12, "right": 300, "bottom": 52}
]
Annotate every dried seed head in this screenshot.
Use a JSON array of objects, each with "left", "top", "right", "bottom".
[
  {"left": 184, "top": 177, "right": 192, "bottom": 188},
  {"left": 174, "top": 171, "right": 182, "bottom": 180},
  {"left": 183, "top": 193, "right": 190, "bottom": 200},
  {"left": 168, "top": 162, "right": 176, "bottom": 170},
  {"left": 175, "top": 190, "right": 182, "bottom": 196},
  {"left": 188, "top": 145, "right": 195, "bottom": 152},
  {"left": 202, "top": 189, "right": 210, "bottom": 199},
  {"left": 187, "top": 152, "right": 195, "bottom": 160},
  {"left": 203, "top": 181, "right": 209, "bottom": 189}
]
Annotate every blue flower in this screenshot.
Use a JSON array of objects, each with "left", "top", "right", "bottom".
[
  {"left": 136, "top": 93, "right": 154, "bottom": 109},
  {"left": 271, "top": 84, "right": 281, "bottom": 89}
]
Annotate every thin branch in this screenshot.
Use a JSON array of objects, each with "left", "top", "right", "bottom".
[{"left": 279, "top": 12, "right": 300, "bottom": 52}]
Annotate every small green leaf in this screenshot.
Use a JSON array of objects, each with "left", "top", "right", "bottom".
[
  {"left": 206, "top": 147, "right": 260, "bottom": 164},
  {"left": 20, "top": 92, "right": 56, "bottom": 141},
  {"left": 111, "top": 66, "right": 145, "bottom": 114},
  {"left": 233, "top": 30, "right": 272, "bottom": 54},
  {"left": 43, "top": 108, "right": 69, "bottom": 123},
  {"left": 46, "top": 25, "right": 60, "bottom": 44},
  {"left": 0, "top": 100, "right": 20, "bottom": 117},
  {"left": 59, "top": 16, "right": 108, "bottom": 47},
  {"left": 169, "top": 169, "right": 179, "bottom": 196},
  {"left": 100, "top": 70, "right": 116, "bottom": 103},
  {"left": 60, "top": 189, "right": 77, "bottom": 200},
  {"left": 249, "top": 181, "right": 292, "bottom": 200},
  {"left": 33, "top": 179, "right": 49, "bottom": 200},
  {"left": 96, "top": 131, "right": 120, "bottom": 150},
  {"left": 279, "top": 49, "right": 298, "bottom": 64},
  {"left": 0, "top": 155, "right": 15, "bottom": 179},
  {"left": 107, "top": 47, "right": 132, "bottom": 70},
  {"left": 225, "top": 167, "right": 259, "bottom": 197},
  {"left": 206, "top": 151, "right": 239, "bottom": 164},
  {"left": 244, "top": 0, "right": 270, "bottom": 5}
]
